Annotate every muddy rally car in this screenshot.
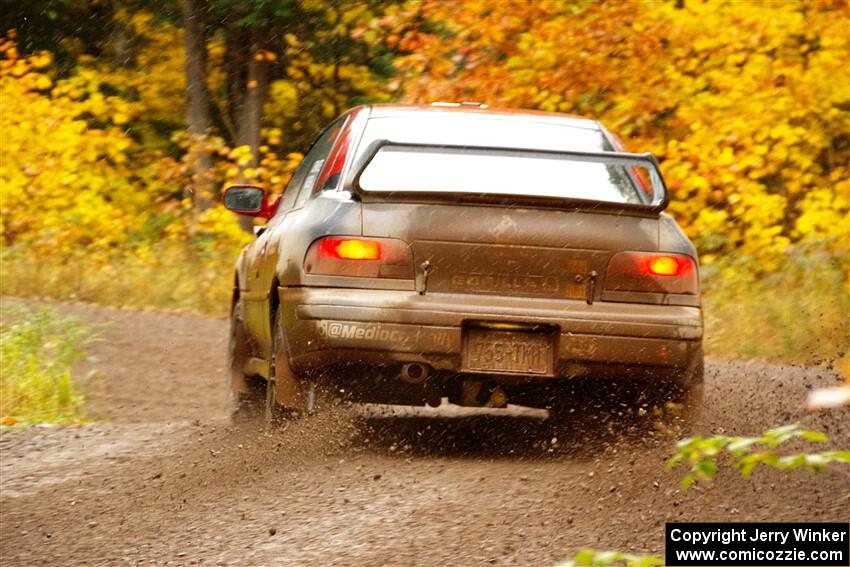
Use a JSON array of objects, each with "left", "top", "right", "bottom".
[{"left": 224, "top": 103, "right": 703, "bottom": 424}]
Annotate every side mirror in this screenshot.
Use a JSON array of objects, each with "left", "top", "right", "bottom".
[{"left": 223, "top": 185, "right": 275, "bottom": 218}]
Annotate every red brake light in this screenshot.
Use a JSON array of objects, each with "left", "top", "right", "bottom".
[
  {"left": 646, "top": 256, "right": 683, "bottom": 276},
  {"left": 605, "top": 252, "right": 698, "bottom": 294},
  {"left": 304, "top": 236, "right": 413, "bottom": 279},
  {"left": 319, "top": 238, "right": 381, "bottom": 261}
]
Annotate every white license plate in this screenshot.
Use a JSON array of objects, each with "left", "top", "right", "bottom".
[{"left": 463, "top": 329, "right": 553, "bottom": 375}]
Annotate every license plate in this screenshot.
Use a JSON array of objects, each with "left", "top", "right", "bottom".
[{"left": 463, "top": 328, "right": 553, "bottom": 375}]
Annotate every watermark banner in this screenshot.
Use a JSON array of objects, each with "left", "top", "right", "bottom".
[{"left": 666, "top": 522, "right": 849, "bottom": 566}]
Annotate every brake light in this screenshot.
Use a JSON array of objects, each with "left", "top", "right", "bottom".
[
  {"left": 320, "top": 238, "right": 381, "bottom": 261},
  {"left": 647, "top": 256, "right": 683, "bottom": 276},
  {"left": 304, "top": 236, "right": 413, "bottom": 279},
  {"left": 605, "top": 252, "right": 698, "bottom": 294}
]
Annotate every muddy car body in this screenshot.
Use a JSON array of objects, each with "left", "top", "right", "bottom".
[{"left": 225, "top": 104, "right": 703, "bottom": 420}]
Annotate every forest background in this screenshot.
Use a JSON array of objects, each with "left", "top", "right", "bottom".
[{"left": 1, "top": 0, "right": 848, "bottom": 365}]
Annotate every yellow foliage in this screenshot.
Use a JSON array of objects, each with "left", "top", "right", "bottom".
[
  {"left": 386, "top": 0, "right": 850, "bottom": 273},
  {"left": 1, "top": 37, "right": 153, "bottom": 254},
  {"left": 0, "top": 31, "right": 261, "bottom": 270},
  {"left": 106, "top": 10, "right": 187, "bottom": 131}
]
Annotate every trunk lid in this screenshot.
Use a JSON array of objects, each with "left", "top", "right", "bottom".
[{"left": 361, "top": 202, "right": 659, "bottom": 301}]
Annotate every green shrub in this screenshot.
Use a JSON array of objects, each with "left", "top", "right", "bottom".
[
  {"left": 0, "top": 304, "right": 96, "bottom": 425},
  {"left": 667, "top": 423, "right": 850, "bottom": 490}
]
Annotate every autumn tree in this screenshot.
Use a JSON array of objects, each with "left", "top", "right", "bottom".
[{"left": 371, "top": 0, "right": 850, "bottom": 271}]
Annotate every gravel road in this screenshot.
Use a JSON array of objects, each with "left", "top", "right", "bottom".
[{"left": 1, "top": 301, "right": 847, "bottom": 566}]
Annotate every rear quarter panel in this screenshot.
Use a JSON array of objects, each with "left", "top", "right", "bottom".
[
  {"left": 241, "top": 193, "right": 363, "bottom": 360},
  {"left": 658, "top": 213, "right": 699, "bottom": 258}
]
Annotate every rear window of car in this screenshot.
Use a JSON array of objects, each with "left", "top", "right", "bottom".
[{"left": 358, "top": 145, "right": 647, "bottom": 205}]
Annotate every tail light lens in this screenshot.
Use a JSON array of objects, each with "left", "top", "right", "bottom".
[
  {"left": 320, "top": 238, "right": 381, "bottom": 261},
  {"left": 304, "top": 236, "right": 413, "bottom": 279},
  {"left": 605, "top": 252, "right": 698, "bottom": 294}
]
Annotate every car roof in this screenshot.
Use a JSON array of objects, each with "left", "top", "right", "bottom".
[{"left": 364, "top": 103, "right": 603, "bottom": 132}]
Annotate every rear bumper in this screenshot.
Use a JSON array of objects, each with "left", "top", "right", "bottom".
[{"left": 280, "top": 287, "right": 703, "bottom": 379}]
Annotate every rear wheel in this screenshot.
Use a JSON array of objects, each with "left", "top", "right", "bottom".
[
  {"left": 266, "top": 309, "right": 307, "bottom": 426},
  {"left": 229, "top": 300, "right": 264, "bottom": 421},
  {"left": 665, "top": 347, "right": 705, "bottom": 432},
  {"left": 265, "top": 375, "right": 296, "bottom": 426}
]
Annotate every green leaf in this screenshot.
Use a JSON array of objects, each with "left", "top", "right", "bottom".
[
  {"left": 680, "top": 473, "right": 697, "bottom": 490},
  {"left": 778, "top": 454, "right": 806, "bottom": 468},
  {"left": 595, "top": 551, "right": 621, "bottom": 565},
  {"left": 574, "top": 549, "right": 596, "bottom": 565},
  {"left": 826, "top": 451, "right": 850, "bottom": 464},
  {"left": 801, "top": 430, "right": 829, "bottom": 443},
  {"left": 727, "top": 438, "right": 757, "bottom": 454},
  {"left": 632, "top": 556, "right": 665, "bottom": 567},
  {"left": 698, "top": 459, "right": 718, "bottom": 477},
  {"left": 803, "top": 454, "right": 828, "bottom": 468},
  {"left": 736, "top": 453, "right": 766, "bottom": 476}
]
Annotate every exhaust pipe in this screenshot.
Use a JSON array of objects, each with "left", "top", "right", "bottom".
[{"left": 400, "top": 363, "right": 429, "bottom": 384}]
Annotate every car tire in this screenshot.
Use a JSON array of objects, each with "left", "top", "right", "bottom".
[
  {"left": 266, "top": 309, "right": 306, "bottom": 426},
  {"left": 668, "top": 346, "right": 705, "bottom": 432},
  {"left": 229, "top": 299, "right": 264, "bottom": 421}
]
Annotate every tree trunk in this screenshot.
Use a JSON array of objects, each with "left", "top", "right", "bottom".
[
  {"left": 224, "top": 5, "right": 248, "bottom": 142},
  {"left": 182, "top": 0, "right": 214, "bottom": 210},
  {"left": 236, "top": 44, "right": 270, "bottom": 156},
  {"left": 234, "top": 39, "right": 271, "bottom": 231}
]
